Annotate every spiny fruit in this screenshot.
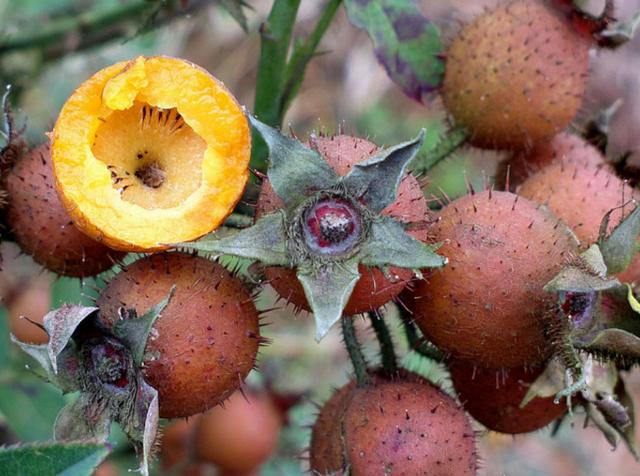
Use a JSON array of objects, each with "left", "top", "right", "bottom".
[
  {"left": 518, "top": 160, "right": 640, "bottom": 282},
  {"left": 257, "top": 134, "right": 431, "bottom": 316},
  {"left": 161, "top": 416, "right": 201, "bottom": 470},
  {"left": 195, "top": 389, "right": 282, "bottom": 473},
  {"left": 97, "top": 252, "right": 261, "bottom": 418},
  {"left": 310, "top": 372, "right": 477, "bottom": 476},
  {"left": 52, "top": 56, "right": 250, "bottom": 251},
  {"left": 448, "top": 361, "right": 566, "bottom": 434},
  {"left": 442, "top": 0, "right": 591, "bottom": 150},
  {"left": 497, "top": 132, "right": 606, "bottom": 191},
  {"left": 5, "top": 142, "right": 125, "bottom": 277},
  {"left": 405, "top": 190, "right": 579, "bottom": 369}
]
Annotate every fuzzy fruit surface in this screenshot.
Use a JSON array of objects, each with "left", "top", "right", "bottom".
[
  {"left": 195, "top": 389, "right": 282, "bottom": 472},
  {"left": 497, "top": 133, "right": 605, "bottom": 191},
  {"left": 97, "top": 252, "right": 260, "bottom": 418},
  {"left": 5, "top": 143, "right": 125, "bottom": 277},
  {"left": 442, "top": 1, "right": 590, "bottom": 150},
  {"left": 406, "top": 190, "right": 579, "bottom": 369},
  {"left": 518, "top": 161, "right": 640, "bottom": 282},
  {"left": 257, "top": 134, "right": 431, "bottom": 315},
  {"left": 309, "top": 371, "right": 477, "bottom": 476},
  {"left": 448, "top": 361, "right": 566, "bottom": 434}
]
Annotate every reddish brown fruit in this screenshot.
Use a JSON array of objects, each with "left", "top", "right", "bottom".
[
  {"left": 257, "top": 135, "right": 431, "bottom": 315},
  {"left": 195, "top": 389, "right": 281, "bottom": 473},
  {"left": 518, "top": 162, "right": 640, "bottom": 282},
  {"left": 406, "top": 190, "right": 579, "bottom": 369},
  {"left": 310, "top": 372, "right": 477, "bottom": 476},
  {"left": 6, "top": 275, "right": 50, "bottom": 344},
  {"left": 161, "top": 416, "right": 201, "bottom": 469},
  {"left": 497, "top": 133, "right": 606, "bottom": 191},
  {"left": 5, "top": 142, "right": 125, "bottom": 277},
  {"left": 97, "top": 252, "right": 261, "bottom": 418},
  {"left": 448, "top": 361, "right": 567, "bottom": 434},
  {"left": 442, "top": 1, "right": 591, "bottom": 150}
]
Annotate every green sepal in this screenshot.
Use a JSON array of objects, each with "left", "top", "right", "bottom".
[
  {"left": 219, "top": 0, "right": 250, "bottom": 32},
  {"left": 249, "top": 115, "right": 338, "bottom": 207},
  {"left": 544, "top": 245, "right": 618, "bottom": 293},
  {"left": 297, "top": 259, "right": 360, "bottom": 342},
  {"left": 120, "top": 378, "right": 158, "bottom": 476},
  {"left": 179, "top": 212, "right": 290, "bottom": 266},
  {"left": 10, "top": 336, "right": 80, "bottom": 393},
  {"left": 578, "top": 328, "right": 640, "bottom": 362},
  {"left": 0, "top": 441, "right": 110, "bottom": 476},
  {"left": 358, "top": 216, "right": 445, "bottom": 269},
  {"left": 628, "top": 284, "right": 640, "bottom": 314},
  {"left": 54, "top": 394, "right": 112, "bottom": 443},
  {"left": 520, "top": 357, "right": 566, "bottom": 408},
  {"left": 42, "top": 305, "right": 98, "bottom": 373},
  {"left": 0, "top": 85, "right": 11, "bottom": 148},
  {"left": 598, "top": 204, "right": 640, "bottom": 275},
  {"left": 112, "top": 285, "right": 176, "bottom": 367},
  {"left": 341, "top": 129, "right": 425, "bottom": 213},
  {"left": 598, "top": 11, "right": 640, "bottom": 48}
]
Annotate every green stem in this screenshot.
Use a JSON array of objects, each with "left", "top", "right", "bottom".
[
  {"left": 251, "top": 0, "right": 302, "bottom": 172},
  {"left": 412, "top": 126, "right": 469, "bottom": 174},
  {"left": 223, "top": 213, "right": 254, "bottom": 229},
  {"left": 368, "top": 312, "right": 397, "bottom": 373},
  {"left": 280, "top": 0, "right": 342, "bottom": 114},
  {"left": 399, "top": 307, "right": 444, "bottom": 361},
  {"left": 0, "top": 1, "right": 215, "bottom": 59},
  {"left": 341, "top": 316, "right": 370, "bottom": 387}
]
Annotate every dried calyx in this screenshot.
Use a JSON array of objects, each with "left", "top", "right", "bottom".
[
  {"left": 10, "top": 287, "right": 175, "bottom": 476},
  {"left": 182, "top": 116, "right": 446, "bottom": 341}
]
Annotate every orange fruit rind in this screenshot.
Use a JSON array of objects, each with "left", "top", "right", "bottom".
[{"left": 52, "top": 56, "right": 250, "bottom": 251}]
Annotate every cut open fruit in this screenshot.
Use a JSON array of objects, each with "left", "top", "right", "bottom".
[{"left": 51, "top": 56, "right": 250, "bottom": 251}]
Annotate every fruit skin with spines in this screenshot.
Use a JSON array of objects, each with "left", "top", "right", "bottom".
[
  {"left": 96, "top": 252, "right": 261, "bottom": 418},
  {"left": 442, "top": 0, "right": 591, "bottom": 150},
  {"left": 448, "top": 361, "right": 567, "bottom": 434},
  {"left": 309, "top": 370, "right": 478, "bottom": 476},
  {"left": 257, "top": 134, "right": 432, "bottom": 316},
  {"left": 5, "top": 142, "right": 125, "bottom": 277},
  {"left": 405, "top": 190, "right": 580, "bottom": 369},
  {"left": 518, "top": 159, "right": 640, "bottom": 282},
  {"left": 497, "top": 132, "right": 606, "bottom": 191}
]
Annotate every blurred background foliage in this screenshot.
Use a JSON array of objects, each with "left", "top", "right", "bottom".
[{"left": 1, "top": 0, "right": 640, "bottom": 475}]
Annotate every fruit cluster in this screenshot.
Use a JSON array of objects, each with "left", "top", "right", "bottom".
[{"left": 1, "top": 1, "right": 640, "bottom": 475}]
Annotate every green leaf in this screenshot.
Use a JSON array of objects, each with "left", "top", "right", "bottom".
[
  {"left": 342, "top": 129, "right": 425, "bottom": 213},
  {"left": 180, "top": 212, "right": 290, "bottom": 266},
  {"left": 112, "top": 286, "right": 175, "bottom": 367},
  {"left": 219, "top": 0, "right": 251, "bottom": 32},
  {"left": 358, "top": 216, "right": 445, "bottom": 269},
  {"left": 0, "top": 441, "right": 110, "bottom": 476},
  {"left": 343, "top": 0, "right": 445, "bottom": 101},
  {"left": 599, "top": 204, "right": 640, "bottom": 275},
  {"left": 298, "top": 260, "right": 360, "bottom": 342},
  {"left": 249, "top": 115, "right": 338, "bottom": 206},
  {"left": 43, "top": 305, "right": 98, "bottom": 373},
  {"left": 54, "top": 394, "right": 112, "bottom": 443},
  {"left": 0, "top": 374, "right": 66, "bottom": 441}
]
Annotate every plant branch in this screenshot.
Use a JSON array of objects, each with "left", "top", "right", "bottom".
[
  {"left": 368, "top": 312, "right": 397, "bottom": 373},
  {"left": 251, "top": 0, "right": 301, "bottom": 172},
  {"left": 280, "top": 0, "right": 342, "bottom": 114},
  {"left": 342, "top": 316, "right": 370, "bottom": 387},
  {"left": 0, "top": 0, "right": 216, "bottom": 61},
  {"left": 412, "top": 126, "right": 469, "bottom": 174}
]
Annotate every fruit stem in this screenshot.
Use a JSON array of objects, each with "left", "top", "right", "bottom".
[
  {"left": 368, "top": 312, "right": 397, "bottom": 373},
  {"left": 341, "top": 316, "right": 370, "bottom": 387},
  {"left": 412, "top": 126, "right": 469, "bottom": 174},
  {"left": 399, "top": 306, "right": 445, "bottom": 361}
]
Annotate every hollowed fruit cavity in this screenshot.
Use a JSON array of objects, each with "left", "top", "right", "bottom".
[
  {"left": 52, "top": 56, "right": 250, "bottom": 251},
  {"left": 302, "top": 197, "right": 362, "bottom": 256},
  {"left": 92, "top": 102, "right": 206, "bottom": 210}
]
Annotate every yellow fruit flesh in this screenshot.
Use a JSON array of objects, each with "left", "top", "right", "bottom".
[{"left": 52, "top": 56, "right": 250, "bottom": 251}]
